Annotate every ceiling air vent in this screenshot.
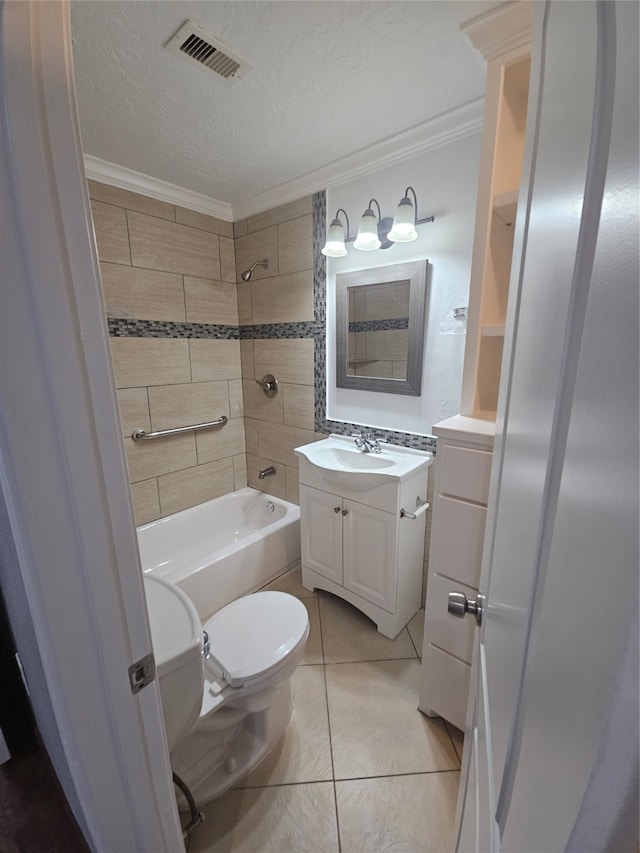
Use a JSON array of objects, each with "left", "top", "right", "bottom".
[{"left": 165, "top": 21, "right": 251, "bottom": 82}]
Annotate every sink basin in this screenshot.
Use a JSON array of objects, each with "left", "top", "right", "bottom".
[{"left": 294, "top": 434, "right": 431, "bottom": 492}]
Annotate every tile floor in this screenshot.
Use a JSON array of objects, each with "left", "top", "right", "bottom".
[{"left": 189, "top": 566, "right": 464, "bottom": 853}]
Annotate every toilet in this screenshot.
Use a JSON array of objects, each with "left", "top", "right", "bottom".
[{"left": 144, "top": 574, "right": 309, "bottom": 804}]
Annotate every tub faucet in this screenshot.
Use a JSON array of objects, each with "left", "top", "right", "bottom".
[{"left": 258, "top": 466, "right": 276, "bottom": 479}]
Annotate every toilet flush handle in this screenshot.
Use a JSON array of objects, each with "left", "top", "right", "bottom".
[{"left": 203, "top": 630, "right": 211, "bottom": 659}]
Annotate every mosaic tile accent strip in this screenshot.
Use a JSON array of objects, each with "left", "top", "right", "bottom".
[
  {"left": 348, "top": 318, "right": 409, "bottom": 333},
  {"left": 239, "top": 322, "right": 322, "bottom": 340},
  {"left": 108, "top": 319, "right": 239, "bottom": 339}
]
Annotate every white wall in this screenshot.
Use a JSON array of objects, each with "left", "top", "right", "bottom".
[{"left": 326, "top": 131, "right": 481, "bottom": 435}]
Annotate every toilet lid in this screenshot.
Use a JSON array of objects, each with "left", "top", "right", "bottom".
[{"left": 203, "top": 591, "right": 308, "bottom": 688}]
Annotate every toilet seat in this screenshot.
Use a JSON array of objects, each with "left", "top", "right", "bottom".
[{"left": 203, "top": 591, "right": 309, "bottom": 689}]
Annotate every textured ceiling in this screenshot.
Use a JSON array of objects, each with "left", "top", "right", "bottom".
[{"left": 71, "top": 1, "right": 499, "bottom": 208}]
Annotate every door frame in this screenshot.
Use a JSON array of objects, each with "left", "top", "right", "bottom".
[{"left": 0, "top": 2, "right": 183, "bottom": 848}]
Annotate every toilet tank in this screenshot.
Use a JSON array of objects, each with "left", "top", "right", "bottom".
[{"left": 143, "top": 575, "right": 204, "bottom": 752}]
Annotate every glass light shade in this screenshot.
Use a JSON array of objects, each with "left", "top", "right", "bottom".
[
  {"left": 321, "top": 218, "right": 348, "bottom": 257},
  {"left": 353, "top": 209, "right": 381, "bottom": 251},
  {"left": 388, "top": 197, "right": 418, "bottom": 242}
]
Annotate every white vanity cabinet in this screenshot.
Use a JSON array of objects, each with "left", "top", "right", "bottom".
[
  {"left": 296, "top": 437, "right": 432, "bottom": 640},
  {"left": 419, "top": 416, "right": 494, "bottom": 730}
]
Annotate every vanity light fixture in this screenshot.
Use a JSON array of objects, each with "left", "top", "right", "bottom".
[
  {"left": 388, "top": 186, "right": 434, "bottom": 243},
  {"left": 321, "top": 188, "right": 434, "bottom": 256},
  {"left": 321, "top": 208, "right": 350, "bottom": 257}
]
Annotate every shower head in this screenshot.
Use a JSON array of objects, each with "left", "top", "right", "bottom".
[{"left": 241, "top": 259, "right": 269, "bottom": 281}]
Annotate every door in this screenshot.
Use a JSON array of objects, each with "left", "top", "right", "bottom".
[
  {"left": 342, "top": 499, "right": 397, "bottom": 612},
  {"left": 300, "top": 485, "right": 343, "bottom": 584},
  {"left": 455, "top": 2, "right": 638, "bottom": 851}
]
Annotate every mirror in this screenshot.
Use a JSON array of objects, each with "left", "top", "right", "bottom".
[{"left": 336, "top": 260, "right": 428, "bottom": 396}]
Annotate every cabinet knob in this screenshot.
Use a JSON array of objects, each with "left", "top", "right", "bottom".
[
  {"left": 334, "top": 506, "right": 341, "bottom": 513},
  {"left": 342, "top": 509, "right": 349, "bottom": 516}
]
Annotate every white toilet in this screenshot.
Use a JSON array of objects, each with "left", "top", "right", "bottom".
[{"left": 144, "top": 574, "right": 309, "bottom": 804}]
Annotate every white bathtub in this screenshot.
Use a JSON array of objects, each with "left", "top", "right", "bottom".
[{"left": 137, "top": 487, "right": 301, "bottom": 622}]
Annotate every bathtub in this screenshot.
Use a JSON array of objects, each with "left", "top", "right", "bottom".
[{"left": 137, "top": 487, "right": 301, "bottom": 622}]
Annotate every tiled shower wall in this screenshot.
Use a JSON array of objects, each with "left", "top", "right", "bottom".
[
  {"left": 234, "top": 198, "right": 316, "bottom": 504},
  {"left": 89, "top": 180, "right": 246, "bottom": 525}
]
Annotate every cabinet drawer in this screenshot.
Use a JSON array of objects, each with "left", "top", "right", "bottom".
[
  {"left": 439, "top": 444, "right": 492, "bottom": 504},
  {"left": 429, "top": 496, "right": 487, "bottom": 589},
  {"left": 420, "top": 644, "right": 470, "bottom": 731},
  {"left": 424, "top": 572, "right": 476, "bottom": 663}
]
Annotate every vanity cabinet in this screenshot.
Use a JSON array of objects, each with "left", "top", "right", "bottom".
[
  {"left": 300, "top": 486, "right": 397, "bottom": 613},
  {"left": 419, "top": 417, "right": 494, "bottom": 730},
  {"left": 296, "top": 438, "right": 432, "bottom": 640}
]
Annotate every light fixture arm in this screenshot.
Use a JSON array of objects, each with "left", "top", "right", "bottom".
[
  {"left": 403, "top": 187, "right": 418, "bottom": 225},
  {"left": 335, "top": 207, "right": 351, "bottom": 242}
]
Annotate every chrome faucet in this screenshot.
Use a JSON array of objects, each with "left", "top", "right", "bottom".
[
  {"left": 258, "top": 465, "right": 276, "bottom": 479},
  {"left": 352, "top": 431, "right": 381, "bottom": 453}
]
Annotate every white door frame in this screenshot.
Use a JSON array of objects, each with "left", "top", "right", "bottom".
[{"left": 0, "top": 2, "right": 183, "bottom": 849}]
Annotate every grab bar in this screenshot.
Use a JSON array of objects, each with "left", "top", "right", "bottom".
[{"left": 132, "top": 416, "right": 228, "bottom": 442}]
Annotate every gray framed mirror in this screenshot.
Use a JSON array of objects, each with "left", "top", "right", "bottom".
[{"left": 336, "top": 260, "right": 428, "bottom": 396}]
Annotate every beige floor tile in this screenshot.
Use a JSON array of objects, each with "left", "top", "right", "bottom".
[
  {"left": 261, "top": 566, "right": 317, "bottom": 599},
  {"left": 336, "top": 771, "right": 460, "bottom": 853},
  {"left": 297, "top": 599, "right": 322, "bottom": 665},
  {"left": 444, "top": 720, "right": 465, "bottom": 761},
  {"left": 319, "top": 596, "right": 417, "bottom": 663},
  {"left": 407, "top": 608, "right": 425, "bottom": 658},
  {"left": 326, "top": 659, "right": 460, "bottom": 779},
  {"left": 238, "top": 665, "right": 332, "bottom": 788},
  {"left": 189, "top": 782, "right": 339, "bottom": 853}
]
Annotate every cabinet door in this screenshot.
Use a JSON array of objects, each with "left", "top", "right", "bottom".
[
  {"left": 300, "top": 485, "right": 343, "bottom": 584},
  {"left": 342, "top": 499, "right": 397, "bottom": 612}
]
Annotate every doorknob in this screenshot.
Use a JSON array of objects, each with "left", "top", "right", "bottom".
[{"left": 448, "top": 591, "right": 484, "bottom": 626}]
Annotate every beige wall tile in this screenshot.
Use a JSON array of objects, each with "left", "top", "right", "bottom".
[
  {"left": 251, "top": 271, "right": 314, "bottom": 324},
  {"left": 237, "top": 282, "right": 253, "bottom": 325},
  {"left": 158, "top": 458, "right": 234, "bottom": 516},
  {"left": 246, "top": 453, "right": 287, "bottom": 499},
  {"left": 148, "top": 381, "right": 231, "bottom": 431},
  {"left": 277, "top": 214, "right": 312, "bottom": 275},
  {"left": 229, "top": 379, "right": 244, "bottom": 418},
  {"left": 315, "top": 432, "right": 330, "bottom": 441},
  {"left": 189, "top": 339, "right": 242, "bottom": 381},
  {"left": 124, "top": 433, "right": 197, "bottom": 483},
  {"left": 240, "top": 340, "right": 255, "bottom": 379},
  {"left": 242, "top": 379, "right": 284, "bottom": 424},
  {"left": 285, "top": 466, "right": 300, "bottom": 505},
  {"left": 90, "top": 200, "right": 130, "bottom": 265},
  {"left": 244, "top": 418, "right": 259, "bottom": 456},
  {"left": 128, "top": 211, "right": 221, "bottom": 279},
  {"left": 100, "top": 263, "right": 185, "bottom": 321},
  {"left": 235, "top": 227, "right": 277, "bottom": 283},
  {"left": 174, "top": 206, "right": 233, "bottom": 238},
  {"left": 196, "top": 417, "right": 246, "bottom": 463},
  {"left": 219, "top": 236, "right": 237, "bottom": 283},
  {"left": 233, "top": 454, "right": 247, "bottom": 490},
  {"left": 366, "top": 329, "right": 409, "bottom": 361},
  {"left": 247, "top": 196, "right": 312, "bottom": 233},
  {"left": 130, "top": 479, "right": 161, "bottom": 525},
  {"left": 253, "top": 339, "right": 314, "bottom": 385},
  {"left": 88, "top": 181, "right": 175, "bottom": 221},
  {"left": 257, "top": 421, "right": 313, "bottom": 468},
  {"left": 283, "top": 383, "right": 314, "bottom": 430},
  {"left": 233, "top": 219, "right": 248, "bottom": 237},
  {"left": 110, "top": 338, "right": 191, "bottom": 388},
  {"left": 184, "top": 276, "right": 238, "bottom": 325},
  {"left": 117, "top": 388, "right": 150, "bottom": 437}
]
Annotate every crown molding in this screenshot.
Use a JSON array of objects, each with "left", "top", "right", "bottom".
[
  {"left": 232, "top": 98, "right": 485, "bottom": 220},
  {"left": 461, "top": 1, "right": 533, "bottom": 61},
  {"left": 83, "top": 155, "right": 233, "bottom": 220},
  {"left": 83, "top": 98, "right": 484, "bottom": 223}
]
